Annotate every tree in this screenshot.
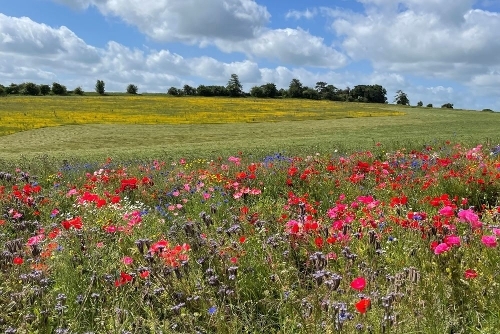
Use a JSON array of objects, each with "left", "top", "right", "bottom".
[
  {"left": 315, "top": 81, "right": 328, "bottom": 94},
  {"left": 74, "top": 86, "right": 84, "bottom": 95},
  {"left": 250, "top": 86, "right": 265, "bottom": 98},
  {"left": 0, "top": 84, "right": 5, "bottom": 96},
  {"left": 39, "top": 84, "right": 51, "bottom": 95},
  {"left": 95, "top": 80, "right": 105, "bottom": 95},
  {"left": 351, "top": 85, "right": 387, "bottom": 103},
  {"left": 441, "top": 103, "right": 454, "bottom": 109},
  {"left": 261, "top": 83, "right": 278, "bottom": 98},
  {"left": 302, "top": 88, "right": 320, "bottom": 100},
  {"left": 288, "top": 78, "right": 303, "bottom": 98},
  {"left": 417, "top": 101, "right": 423, "bottom": 107},
  {"left": 6, "top": 83, "right": 20, "bottom": 95},
  {"left": 126, "top": 84, "right": 138, "bottom": 94},
  {"left": 52, "top": 82, "right": 67, "bottom": 95},
  {"left": 426, "top": 103, "right": 433, "bottom": 108},
  {"left": 394, "top": 90, "right": 410, "bottom": 106},
  {"left": 226, "top": 74, "right": 243, "bottom": 97},
  {"left": 168, "top": 87, "right": 181, "bottom": 96},
  {"left": 21, "top": 82, "right": 40, "bottom": 96},
  {"left": 183, "top": 84, "right": 196, "bottom": 96}
]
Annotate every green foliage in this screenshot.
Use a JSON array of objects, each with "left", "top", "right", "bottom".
[
  {"left": 168, "top": 87, "right": 181, "bottom": 96},
  {"left": 183, "top": 84, "right": 196, "bottom": 96},
  {"left": 95, "top": 80, "right": 105, "bottom": 95},
  {"left": 351, "top": 84, "right": 387, "bottom": 103},
  {"left": 39, "top": 84, "right": 51, "bottom": 96},
  {"left": 427, "top": 103, "right": 433, "bottom": 108},
  {"left": 51, "top": 82, "right": 67, "bottom": 95},
  {"left": 6, "top": 83, "right": 20, "bottom": 95},
  {"left": 21, "top": 82, "right": 40, "bottom": 96},
  {"left": 250, "top": 85, "right": 265, "bottom": 98},
  {"left": 441, "top": 103, "right": 454, "bottom": 109},
  {"left": 126, "top": 84, "right": 138, "bottom": 94},
  {"left": 226, "top": 74, "right": 243, "bottom": 97},
  {"left": 302, "top": 87, "right": 320, "bottom": 100},
  {"left": 0, "top": 84, "right": 4, "bottom": 96},
  {"left": 288, "top": 78, "right": 303, "bottom": 98},
  {"left": 482, "top": 108, "right": 494, "bottom": 112},
  {"left": 394, "top": 90, "right": 410, "bottom": 106},
  {"left": 73, "top": 86, "right": 84, "bottom": 95},
  {"left": 197, "top": 85, "right": 228, "bottom": 97},
  {"left": 417, "top": 101, "right": 423, "bottom": 107}
]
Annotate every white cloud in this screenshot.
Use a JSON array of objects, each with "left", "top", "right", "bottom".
[
  {"left": 217, "top": 28, "right": 347, "bottom": 69},
  {"left": 0, "top": 13, "right": 99, "bottom": 64},
  {"left": 285, "top": 8, "right": 317, "bottom": 20},
  {"left": 54, "top": 0, "right": 270, "bottom": 43},
  {"left": 327, "top": 1, "right": 500, "bottom": 82}
]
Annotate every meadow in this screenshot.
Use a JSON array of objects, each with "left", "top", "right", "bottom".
[{"left": 0, "top": 96, "right": 499, "bottom": 333}]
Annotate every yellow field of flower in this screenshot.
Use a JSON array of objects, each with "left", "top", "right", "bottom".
[{"left": 0, "top": 95, "right": 404, "bottom": 136}]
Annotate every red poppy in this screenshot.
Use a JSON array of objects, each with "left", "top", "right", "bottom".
[
  {"left": 13, "top": 257, "right": 23, "bottom": 265},
  {"left": 350, "top": 277, "right": 366, "bottom": 291},
  {"left": 239, "top": 236, "right": 246, "bottom": 244},
  {"left": 464, "top": 269, "right": 478, "bottom": 279},
  {"left": 355, "top": 298, "right": 371, "bottom": 313}
]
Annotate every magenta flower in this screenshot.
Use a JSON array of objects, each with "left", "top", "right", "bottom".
[
  {"left": 438, "top": 206, "right": 455, "bottom": 217},
  {"left": 350, "top": 277, "right": 366, "bottom": 291},
  {"left": 444, "top": 235, "right": 461, "bottom": 246},
  {"left": 434, "top": 242, "right": 451, "bottom": 255},
  {"left": 481, "top": 235, "right": 497, "bottom": 248}
]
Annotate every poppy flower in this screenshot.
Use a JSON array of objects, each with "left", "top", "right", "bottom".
[
  {"left": 355, "top": 298, "right": 371, "bottom": 313},
  {"left": 464, "top": 269, "right": 478, "bottom": 279},
  {"left": 434, "top": 242, "right": 450, "bottom": 255},
  {"left": 350, "top": 277, "right": 366, "bottom": 291},
  {"left": 481, "top": 235, "right": 497, "bottom": 248},
  {"left": 13, "top": 257, "right": 23, "bottom": 265}
]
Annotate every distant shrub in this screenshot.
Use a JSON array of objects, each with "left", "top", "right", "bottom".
[
  {"left": 441, "top": 103, "right": 453, "bottom": 109},
  {"left": 482, "top": 108, "right": 494, "bottom": 112},
  {"left": 52, "top": 82, "right": 67, "bottom": 95},
  {"left": 39, "top": 84, "right": 51, "bottom": 95},
  {"left": 127, "top": 84, "right": 138, "bottom": 94},
  {"left": 426, "top": 103, "right": 433, "bottom": 108},
  {"left": 417, "top": 101, "right": 423, "bottom": 107},
  {"left": 21, "top": 82, "right": 40, "bottom": 96},
  {"left": 74, "top": 87, "right": 84, "bottom": 95}
]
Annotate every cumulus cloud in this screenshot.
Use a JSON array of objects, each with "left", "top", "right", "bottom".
[
  {"left": 217, "top": 28, "right": 347, "bottom": 69},
  {"left": 54, "top": 0, "right": 270, "bottom": 43},
  {"left": 327, "top": 0, "right": 500, "bottom": 81},
  {"left": 0, "top": 13, "right": 99, "bottom": 64},
  {"left": 52, "top": 0, "right": 347, "bottom": 69}
]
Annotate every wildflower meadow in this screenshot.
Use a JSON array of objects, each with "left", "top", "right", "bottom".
[{"left": 1, "top": 141, "right": 499, "bottom": 333}]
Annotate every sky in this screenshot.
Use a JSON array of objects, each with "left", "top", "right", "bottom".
[{"left": 1, "top": 0, "right": 500, "bottom": 110}]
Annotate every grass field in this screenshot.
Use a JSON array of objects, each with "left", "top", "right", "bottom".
[{"left": 0, "top": 95, "right": 498, "bottom": 162}]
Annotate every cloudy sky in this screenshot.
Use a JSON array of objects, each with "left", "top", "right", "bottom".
[{"left": 1, "top": 0, "right": 500, "bottom": 110}]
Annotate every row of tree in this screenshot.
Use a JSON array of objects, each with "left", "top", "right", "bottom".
[
  {"left": 167, "top": 74, "right": 390, "bottom": 103},
  {"left": 0, "top": 80, "right": 136, "bottom": 96},
  {"left": 0, "top": 74, "right": 454, "bottom": 108}
]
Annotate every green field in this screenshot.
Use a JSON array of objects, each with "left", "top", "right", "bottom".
[{"left": 0, "top": 95, "right": 498, "bottom": 162}]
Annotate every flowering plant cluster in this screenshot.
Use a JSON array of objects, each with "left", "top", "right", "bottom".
[{"left": 0, "top": 141, "right": 499, "bottom": 333}]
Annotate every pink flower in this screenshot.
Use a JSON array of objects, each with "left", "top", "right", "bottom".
[
  {"left": 122, "top": 256, "right": 133, "bottom": 265},
  {"left": 350, "top": 277, "right": 366, "bottom": 291},
  {"left": 444, "top": 235, "right": 461, "bottom": 246},
  {"left": 481, "top": 235, "right": 497, "bottom": 248},
  {"left": 458, "top": 209, "right": 482, "bottom": 228},
  {"left": 434, "top": 242, "right": 451, "bottom": 255},
  {"left": 492, "top": 228, "right": 500, "bottom": 236},
  {"left": 439, "top": 206, "right": 455, "bottom": 217},
  {"left": 464, "top": 269, "right": 478, "bottom": 279}
]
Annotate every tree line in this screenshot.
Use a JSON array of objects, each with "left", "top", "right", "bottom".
[{"left": 0, "top": 74, "right": 454, "bottom": 108}]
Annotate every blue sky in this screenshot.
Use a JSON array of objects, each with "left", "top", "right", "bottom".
[{"left": 1, "top": 0, "right": 500, "bottom": 110}]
